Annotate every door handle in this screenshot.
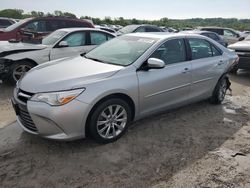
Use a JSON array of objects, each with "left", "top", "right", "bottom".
[
  {"left": 182, "top": 68, "right": 189, "bottom": 73},
  {"left": 218, "top": 60, "right": 224, "bottom": 66}
]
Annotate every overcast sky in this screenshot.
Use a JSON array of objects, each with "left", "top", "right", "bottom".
[{"left": 1, "top": 0, "right": 250, "bottom": 20}]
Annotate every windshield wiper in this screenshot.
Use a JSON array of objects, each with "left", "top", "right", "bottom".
[{"left": 82, "top": 55, "right": 105, "bottom": 63}]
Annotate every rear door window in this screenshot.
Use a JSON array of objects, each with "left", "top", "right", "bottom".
[
  {"left": 146, "top": 27, "right": 162, "bottom": 32},
  {"left": 90, "top": 31, "right": 111, "bottom": 45},
  {"left": 188, "top": 38, "right": 213, "bottom": 60},
  {"left": 211, "top": 45, "right": 222, "bottom": 56}
]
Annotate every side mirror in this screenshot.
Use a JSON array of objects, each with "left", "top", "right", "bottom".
[
  {"left": 147, "top": 58, "right": 165, "bottom": 69},
  {"left": 58, "top": 41, "right": 68, "bottom": 48}
]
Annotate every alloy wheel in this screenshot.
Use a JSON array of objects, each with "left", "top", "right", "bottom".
[
  {"left": 218, "top": 79, "right": 227, "bottom": 101},
  {"left": 97, "top": 104, "right": 127, "bottom": 139},
  {"left": 13, "top": 64, "right": 32, "bottom": 82}
]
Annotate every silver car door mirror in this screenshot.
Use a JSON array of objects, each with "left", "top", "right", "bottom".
[
  {"left": 58, "top": 41, "right": 68, "bottom": 48},
  {"left": 147, "top": 58, "right": 165, "bottom": 69}
]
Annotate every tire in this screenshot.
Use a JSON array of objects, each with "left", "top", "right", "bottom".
[
  {"left": 88, "top": 98, "right": 132, "bottom": 144},
  {"left": 210, "top": 76, "right": 229, "bottom": 105},
  {"left": 230, "top": 66, "right": 238, "bottom": 74},
  {"left": 9, "top": 61, "right": 35, "bottom": 85}
]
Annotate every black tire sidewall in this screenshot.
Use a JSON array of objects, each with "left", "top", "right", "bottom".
[
  {"left": 210, "top": 76, "right": 227, "bottom": 104},
  {"left": 89, "top": 98, "right": 132, "bottom": 144}
]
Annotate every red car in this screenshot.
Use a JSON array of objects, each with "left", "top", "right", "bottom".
[{"left": 0, "top": 17, "right": 94, "bottom": 43}]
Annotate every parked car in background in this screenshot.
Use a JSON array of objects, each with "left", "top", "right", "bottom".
[
  {"left": 0, "top": 16, "right": 94, "bottom": 44},
  {"left": 228, "top": 35, "right": 250, "bottom": 73},
  {"left": 160, "top": 27, "right": 178, "bottom": 33},
  {"left": 0, "top": 28, "right": 115, "bottom": 84},
  {"left": 199, "top": 27, "right": 245, "bottom": 45},
  {"left": 243, "top": 31, "right": 250, "bottom": 36},
  {"left": 181, "top": 27, "right": 193, "bottom": 31},
  {"left": 12, "top": 33, "right": 238, "bottom": 143},
  {"left": 117, "top": 24, "right": 165, "bottom": 35},
  {"left": 0, "top": 17, "right": 16, "bottom": 28},
  {"left": 95, "top": 25, "right": 116, "bottom": 34},
  {"left": 181, "top": 30, "right": 228, "bottom": 47}
]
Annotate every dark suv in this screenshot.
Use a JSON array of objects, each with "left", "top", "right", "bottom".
[
  {"left": 199, "top": 27, "right": 244, "bottom": 45},
  {"left": 0, "top": 16, "right": 94, "bottom": 43}
]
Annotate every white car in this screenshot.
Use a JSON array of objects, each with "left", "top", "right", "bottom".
[{"left": 0, "top": 28, "right": 115, "bottom": 84}]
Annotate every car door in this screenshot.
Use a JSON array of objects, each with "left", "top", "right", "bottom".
[
  {"left": 137, "top": 38, "right": 192, "bottom": 116},
  {"left": 86, "top": 31, "right": 115, "bottom": 52},
  {"left": 49, "top": 31, "right": 87, "bottom": 60},
  {"left": 187, "top": 38, "right": 225, "bottom": 99}
]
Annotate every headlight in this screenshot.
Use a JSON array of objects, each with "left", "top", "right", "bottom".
[{"left": 30, "top": 88, "right": 85, "bottom": 106}]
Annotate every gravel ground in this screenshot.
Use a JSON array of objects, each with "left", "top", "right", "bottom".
[{"left": 0, "top": 71, "right": 250, "bottom": 188}]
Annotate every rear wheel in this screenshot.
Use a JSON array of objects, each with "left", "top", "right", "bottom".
[
  {"left": 210, "top": 76, "right": 228, "bottom": 104},
  {"left": 88, "top": 98, "right": 132, "bottom": 144},
  {"left": 230, "top": 65, "right": 238, "bottom": 74},
  {"left": 9, "top": 61, "right": 35, "bottom": 84}
]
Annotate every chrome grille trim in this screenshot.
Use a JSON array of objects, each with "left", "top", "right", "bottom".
[{"left": 19, "top": 108, "right": 38, "bottom": 132}]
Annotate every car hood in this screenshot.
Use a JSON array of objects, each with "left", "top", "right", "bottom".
[
  {"left": 19, "top": 56, "right": 123, "bottom": 93},
  {"left": 0, "top": 41, "right": 47, "bottom": 57},
  {"left": 228, "top": 40, "right": 250, "bottom": 51}
]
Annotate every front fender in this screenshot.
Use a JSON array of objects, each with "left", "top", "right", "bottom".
[{"left": 3, "top": 48, "right": 50, "bottom": 64}]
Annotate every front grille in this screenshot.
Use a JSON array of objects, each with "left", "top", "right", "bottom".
[
  {"left": 19, "top": 108, "right": 38, "bottom": 132},
  {"left": 17, "top": 90, "right": 34, "bottom": 103},
  {"left": 235, "top": 50, "right": 250, "bottom": 57}
]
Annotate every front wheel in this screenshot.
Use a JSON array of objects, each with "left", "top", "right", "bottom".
[
  {"left": 9, "top": 61, "right": 35, "bottom": 84},
  {"left": 210, "top": 76, "right": 229, "bottom": 104},
  {"left": 88, "top": 98, "right": 132, "bottom": 144}
]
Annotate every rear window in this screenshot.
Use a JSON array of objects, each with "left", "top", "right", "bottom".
[
  {"left": 202, "top": 28, "right": 223, "bottom": 35},
  {"left": 202, "top": 33, "right": 219, "bottom": 41},
  {"left": 188, "top": 38, "right": 222, "bottom": 60},
  {"left": 146, "top": 27, "right": 162, "bottom": 32}
]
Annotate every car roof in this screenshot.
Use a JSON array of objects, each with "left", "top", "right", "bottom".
[
  {"left": 181, "top": 30, "right": 218, "bottom": 35},
  {"left": 57, "top": 27, "right": 116, "bottom": 35},
  {"left": 127, "top": 32, "right": 202, "bottom": 40},
  {"left": 0, "top": 17, "right": 16, "bottom": 21}
]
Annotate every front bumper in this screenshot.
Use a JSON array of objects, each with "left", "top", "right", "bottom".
[
  {"left": 12, "top": 88, "right": 92, "bottom": 141},
  {"left": 235, "top": 51, "right": 250, "bottom": 70},
  {"left": 0, "top": 58, "right": 12, "bottom": 80}
]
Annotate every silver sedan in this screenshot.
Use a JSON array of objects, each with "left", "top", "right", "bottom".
[{"left": 12, "top": 33, "right": 238, "bottom": 143}]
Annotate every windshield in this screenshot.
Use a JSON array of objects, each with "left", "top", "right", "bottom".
[
  {"left": 118, "top": 25, "right": 139, "bottom": 34},
  {"left": 85, "top": 35, "right": 157, "bottom": 66},
  {"left": 42, "top": 30, "right": 68, "bottom": 45},
  {"left": 245, "top": 35, "right": 250, "bottom": 41},
  {"left": 4, "top": 18, "right": 32, "bottom": 32}
]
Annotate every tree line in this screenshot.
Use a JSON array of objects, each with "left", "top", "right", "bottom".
[{"left": 1, "top": 9, "right": 250, "bottom": 30}]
